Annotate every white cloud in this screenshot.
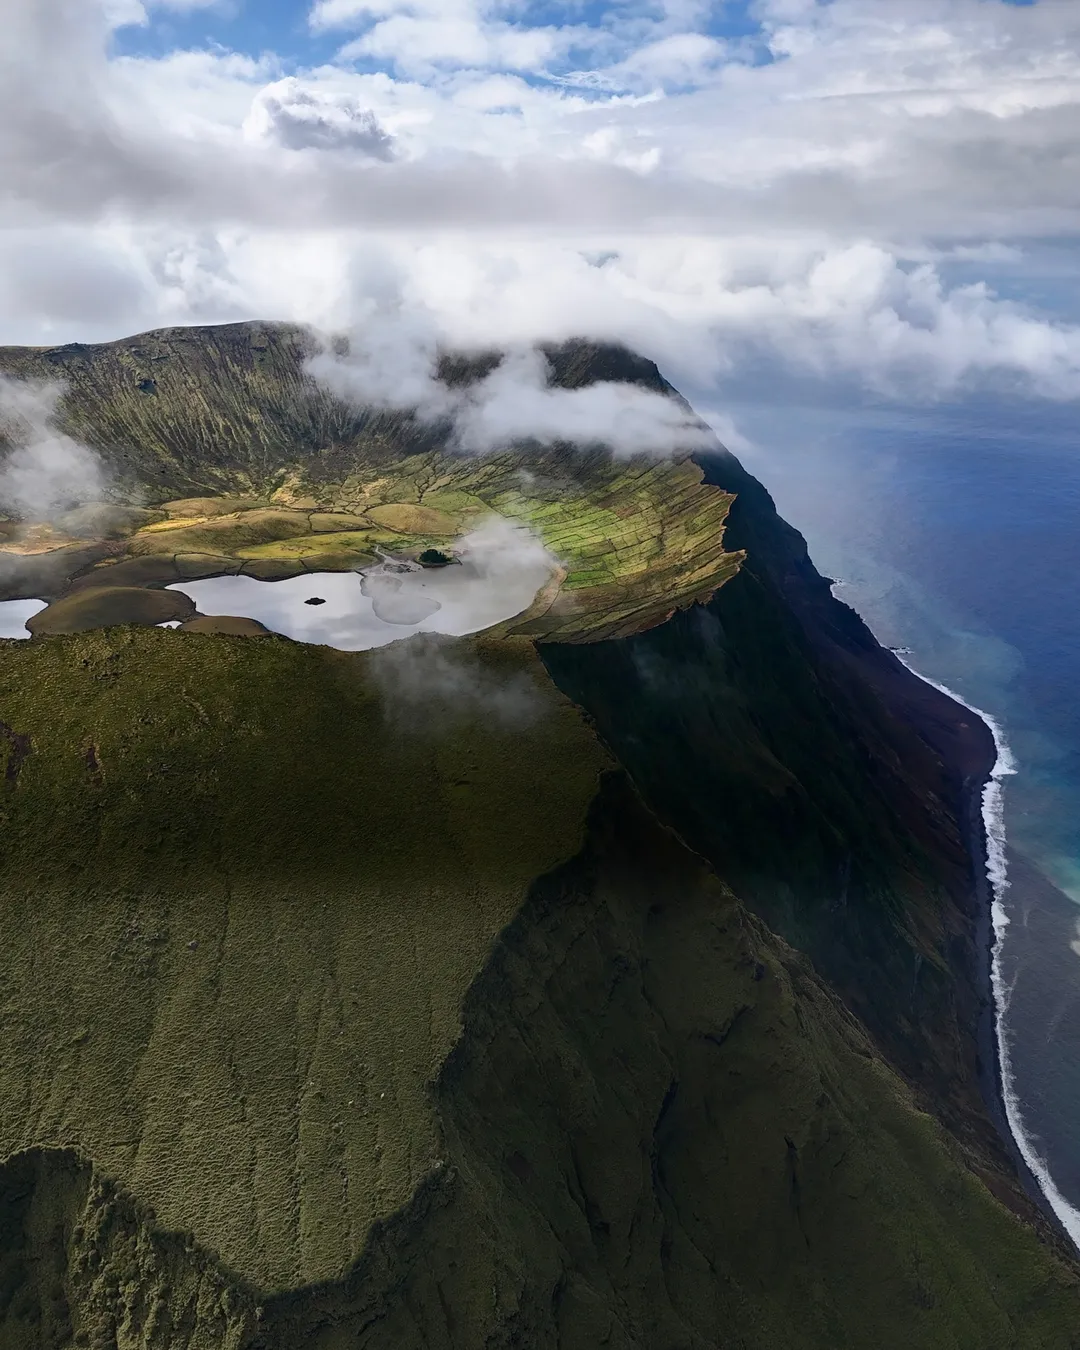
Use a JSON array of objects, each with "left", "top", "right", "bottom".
[
  {"left": 106, "top": 0, "right": 222, "bottom": 26},
  {"left": 104, "top": 0, "right": 150, "bottom": 27},
  {"left": 341, "top": 16, "right": 560, "bottom": 75},
  {"left": 614, "top": 32, "right": 728, "bottom": 89},
  {"left": 308, "top": 324, "right": 714, "bottom": 456},
  {"left": 0, "top": 379, "right": 111, "bottom": 521},
  {"left": 310, "top": 0, "right": 474, "bottom": 30},
  {"left": 366, "top": 518, "right": 555, "bottom": 725},
  {"left": 0, "top": 0, "right": 1079, "bottom": 415},
  {"left": 4, "top": 222, "right": 1080, "bottom": 408},
  {"left": 453, "top": 348, "right": 713, "bottom": 453},
  {"left": 244, "top": 77, "right": 395, "bottom": 156}
]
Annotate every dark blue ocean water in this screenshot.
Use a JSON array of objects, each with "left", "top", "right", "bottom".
[{"left": 722, "top": 394, "right": 1080, "bottom": 1239}]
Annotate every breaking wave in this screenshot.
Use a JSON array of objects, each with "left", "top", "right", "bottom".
[{"left": 897, "top": 656, "right": 1080, "bottom": 1250}]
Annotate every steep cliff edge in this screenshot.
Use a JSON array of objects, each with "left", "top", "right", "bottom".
[
  {"left": 0, "top": 323, "right": 1075, "bottom": 1344},
  {"left": 260, "top": 773, "right": 1080, "bottom": 1350},
  {"left": 540, "top": 437, "right": 1028, "bottom": 1228}
]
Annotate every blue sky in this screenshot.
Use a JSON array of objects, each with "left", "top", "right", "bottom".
[
  {"left": 114, "top": 0, "right": 771, "bottom": 65},
  {"left": 112, "top": 0, "right": 1040, "bottom": 65},
  {"left": 114, "top": 0, "right": 335, "bottom": 64}
]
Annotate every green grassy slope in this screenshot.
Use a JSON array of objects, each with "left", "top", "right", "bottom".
[
  {"left": 0, "top": 323, "right": 1076, "bottom": 1345},
  {"left": 0, "top": 627, "right": 608, "bottom": 1291},
  {"left": 0, "top": 325, "right": 741, "bottom": 639},
  {"left": 2, "top": 747, "right": 1078, "bottom": 1348}
]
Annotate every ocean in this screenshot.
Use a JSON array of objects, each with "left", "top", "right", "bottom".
[{"left": 724, "top": 394, "right": 1080, "bottom": 1242}]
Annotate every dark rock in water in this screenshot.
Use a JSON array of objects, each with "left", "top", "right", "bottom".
[{"left": 304, "top": 597, "right": 326, "bottom": 606}]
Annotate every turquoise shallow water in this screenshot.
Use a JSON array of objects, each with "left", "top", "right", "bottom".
[{"left": 721, "top": 394, "right": 1080, "bottom": 1234}]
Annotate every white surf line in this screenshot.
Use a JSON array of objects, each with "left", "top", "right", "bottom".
[{"left": 896, "top": 654, "right": 1080, "bottom": 1250}]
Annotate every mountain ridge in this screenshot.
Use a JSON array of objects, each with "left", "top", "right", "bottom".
[{"left": 0, "top": 321, "right": 1075, "bottom": 1346}]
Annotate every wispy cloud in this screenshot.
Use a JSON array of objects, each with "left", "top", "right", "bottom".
[
  {"left": 0, "top": 378, "right": 111, "bottom": 521},
  {"left": 368, "top": 633, "right": 545, "bottom": 727},
  {"left": 308, "top": 328, "right": 714, "bottom": 456}
]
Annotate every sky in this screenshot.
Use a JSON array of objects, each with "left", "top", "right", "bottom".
[{"left": 2, "top": 0, "right": 1080, "bottom": 426}]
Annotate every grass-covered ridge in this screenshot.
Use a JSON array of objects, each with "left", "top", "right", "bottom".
[
  {"left": 0, "top": 323, "right": 741, "bottom": 642},
  {"left": 0, "top": 708, "right": 1077, "bottom": 1347},
  {"left": 0, "top": 626, "right": 609, "bottom": 1289},
  {"left": 0, "top": 323, "right": 1078, "bottom": 1344}
]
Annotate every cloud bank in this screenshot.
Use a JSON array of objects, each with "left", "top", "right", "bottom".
[
  {"left": 309, "top": 330, "right": 713, "bottom": 456},
  {"left": 1, "top": 0, "right": 1079, "bottom": 417}
]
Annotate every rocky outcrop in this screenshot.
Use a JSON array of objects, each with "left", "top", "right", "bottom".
[{"left": 0, "top": 1149, "right": 255, "bottom": 1349}]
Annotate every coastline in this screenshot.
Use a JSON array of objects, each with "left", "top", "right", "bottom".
[
  {"left": 895, "top": 655, "right": 1080, "bottom": 1250},
  {"left": 694, "top": 444, "right": 1080, "bottom": 1250}
]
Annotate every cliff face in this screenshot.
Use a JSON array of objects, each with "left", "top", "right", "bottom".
[
  {"left": 258, "top": 774, "right": 1080, "bottom": 1350},
  {"left": 540, "top": 443, "right": 1025, "bottom": 1218},
  {"left": 2, "top": 697, "right": 1077, "bottom": 1348},
  {"left": 0, "top": 1149, "right": 254, "bottom": 1350},
  {"left": 0, "top": 323, "right": 1075, "bottom": 1346}
]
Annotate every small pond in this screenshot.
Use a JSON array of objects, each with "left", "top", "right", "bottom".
[
  {"left": 0, "top": 599, "right": 46, "bottom": 638},
  {"left": 167, "top": 523, "right": 554, "bottom": 651}
]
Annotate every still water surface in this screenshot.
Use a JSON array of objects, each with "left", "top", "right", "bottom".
[
  {"left": 169, "top": 521, "right": 554, "bottom": 650},
  {"left": 0, "top": 599, "right": 46, "bottom": 637}
]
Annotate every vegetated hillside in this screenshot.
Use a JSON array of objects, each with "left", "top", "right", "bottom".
[
  {"left": 0, "top": 325, "right": 741, "bottom": 642},
  {"left": 0, "top": 629, "right": 1078, "bottom": 1349},
  {"left": 0, "top": 324, "right": 683, "bottom": 506},
  {"left": 0, "top": 629, "right": 610, "bottom": 1294},
  {"left": 0, "top": 322, "right": 1075, "bottom": 1346},
  {"left": 540, "top": 436, "right": 1046, "bottom": 1237},
  {"left": 540, "top": 450, "right": 1012, "bottom": 1207}
]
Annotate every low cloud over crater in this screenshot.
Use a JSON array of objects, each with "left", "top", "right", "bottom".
[
  {"left": 309, "top": 329, "right": 713, "bottom": 458},
  {"left": 0, "top": 378, "right": 111, "bottom": 522}
]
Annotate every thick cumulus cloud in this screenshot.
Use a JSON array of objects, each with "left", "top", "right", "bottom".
[
  {"left": 244, "top": 78, "right": 395, "bottom": 157},
  {"left": 8, "top": 0, "right": 1080, "bottom": 234},
  {"left": 2, "top": 0, "right": 1080, "bottom": 420}
]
